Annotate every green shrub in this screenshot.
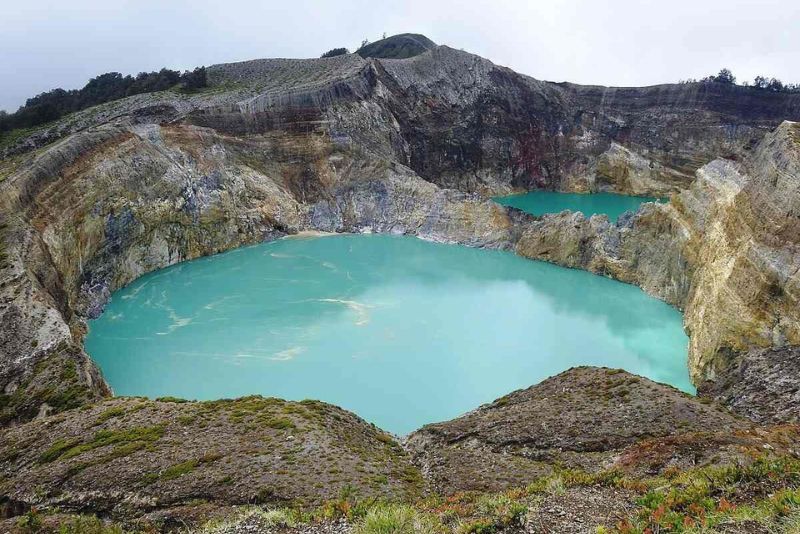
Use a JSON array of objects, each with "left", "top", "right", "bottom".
[
  {"left": 263, "top": 417, "right": 294, "bottom": 430},
  {"left": 16, "top": 509, "right": 43, "bottom": 533},
  {"left": 470, "top": 494, "right": 527, "bottom": 531},
  {"left": 95, "top": 406, "right": 126, "bottom": 424},
  {"left": 321, "top": 47, "right": 349, "bottom": 58},
  {"left": 156, "top": 396, "right": 188, "bottom": 403},
  {"left": 38, "top": 425, "right": 165, "bottom": 463},
  {"left": 39, "top": 437, "right": 82, "bottom": 463},
  {"left": 144, "top": 452, "right": 223, "bottom": 485},
  {"left": 200, "top": 507, "right": 297, "bottom": 533}
]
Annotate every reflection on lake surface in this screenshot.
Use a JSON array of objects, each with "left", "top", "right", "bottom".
[{"left": 86, "top": 234, "right": 690, "bottom": 434}]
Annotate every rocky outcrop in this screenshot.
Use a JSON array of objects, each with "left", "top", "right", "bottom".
[
  {"left": 405, "top": 367, "right": 765, "bottom": 493},
  {"left": 557, "top": 81, "right": 800, "bottom": 191},
  {"left": 698, "top": 346, "right": 800, "bottom": 425},
  {"left": 680, "top": 122, "right": 800, "bottom": 380},
  {"left": 357, "top": 33, "right": 436, "bottom": 59}
]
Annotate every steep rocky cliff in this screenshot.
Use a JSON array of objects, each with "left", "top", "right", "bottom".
[
  {"left": 5, "top": 45, "right": 798, "bottom": 195},
  {"left": 511, "top": 121, "right": 800, "bottom": 391}
]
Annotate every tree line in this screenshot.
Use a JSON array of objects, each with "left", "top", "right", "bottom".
[
  {"left": 0, "top": 66, "right": 207, "bottom": 134},
  {"left": 680, "top": 68, "right": 800, "bottom": 93}
]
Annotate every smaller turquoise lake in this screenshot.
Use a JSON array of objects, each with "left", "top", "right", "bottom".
[
  {"left": 494, "top": 191, "right": 664, "bottom": 221},
  {"left": 86, "top": 235, "right": 691, "bottom": 434}
]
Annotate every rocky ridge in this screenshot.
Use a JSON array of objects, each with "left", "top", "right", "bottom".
[
  {"left": 2, "top": 369, "right": 798, "bottom": 532},
  {"left": 0, "top": 396, "right": 422, "bottom": 516},
  {"left": 406, "top": 367, "right": 800, "bottom": 494}
]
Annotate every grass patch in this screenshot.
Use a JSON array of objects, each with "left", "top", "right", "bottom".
[
  {"left": 143, "top": 453, "right": 221, "bottom": 485},
  {"left": 0, "top": 125, "right": 45, "bottom": 152},
  {"left": 54, "top": 514, "right": 125, "bottom": 534},
  {"left": 38, "top": 425, "right": 165, "bottom": 464},
  {"left": 199, "top": 507, "right": 297, "bottom": 533},
  {"left": 155, "top": 396, "right": 188, "bottom": 403},
  {"left": 262, "top": 416, "right": 295, "bottom": 430},
  {"left": 611, "top": 457, "right": 800, "bottom": 532},
  {"left": 354, "top": 504, "right": 440, "bottom": 534},
  {"left": 95, "top": 406, "right": 126, "bottom": 424},
  {"left": 144, "top": 459, "right": 198, "bottom": 484},
  {"left": 38, "top": 438, "right": 83, "bottom": 463}
]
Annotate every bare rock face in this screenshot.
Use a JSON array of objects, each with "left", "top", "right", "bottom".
[
  {"left": 5, "top": 44, "right": 799, "bottom": 195},
  {"left": 698, "top": 346, "right": 800, "bottom": 424},
  {"left": 513, "top": 122, "right": 800, "bottom": 390},
  {"left": 679, "top": 122, "right": 800, "bottom": 381},
  {"left": 590, "top": 142, "right": 683, "bottom": 195}
]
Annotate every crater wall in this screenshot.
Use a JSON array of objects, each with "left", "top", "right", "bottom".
[{"left": 1, "top": 46, "right": 798, "bottom": 426}]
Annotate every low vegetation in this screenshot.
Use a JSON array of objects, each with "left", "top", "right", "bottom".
[
  {"left": 15, "top": 510, "right": 125, "bottom": 534},
  {"left": 38, "top": 424, "right": 165, "bottom": 464},
  {"left": 191, "top": 455, "right": 800, "bottom": 533},
  {"left": 9, "top": 451, "right": 800, "bottom": 532},
  {"left": 142, "top": 452, "right": 222, "bottom": 485},
  {"left": 612, "top": 457, "right": 800, "bottom": 533},
  {"left": 354, "top": 504, "right": 440, "bottom": 534},
  {"left": 0, "top": 350, "right": 97, "bottom": 425},
  {"left": 321, "top": 47, "right": 350, "bottom": 58}
]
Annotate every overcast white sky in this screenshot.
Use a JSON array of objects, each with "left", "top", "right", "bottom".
[{"left": 1, "top": 0, "right": 798, "bottom": 112}]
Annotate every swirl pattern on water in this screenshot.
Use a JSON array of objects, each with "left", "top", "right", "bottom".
[{"left": 86, "top": 234, "right": 690, "bottom": 434}]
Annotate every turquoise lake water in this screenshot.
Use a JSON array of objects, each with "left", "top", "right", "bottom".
[
  {"left": 494, "top": 191, "right": 664, "bottom": 222},
  {"left": 86, "top": 234, "right": 691, "bottom": 434}
]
